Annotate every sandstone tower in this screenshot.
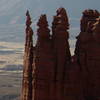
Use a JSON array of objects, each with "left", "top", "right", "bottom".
[
  {"left": 74, "top": 9, "right": 100, "bottom": 99},
  {"left": 34, "top": 14, "right": 54, "bottom": 100},
  {"left": 21, "top": 11, "right": 34, "bottom": 100},
  {"left": 52, "top": 8, "right": 71, "bottom": 100},
  {"left": 21, "top": 8, "right": 100, "bottom": 100}
]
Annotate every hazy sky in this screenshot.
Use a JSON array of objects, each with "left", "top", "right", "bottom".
[{"left": 0, "top": 0, "right": 100, "bottom": 24}]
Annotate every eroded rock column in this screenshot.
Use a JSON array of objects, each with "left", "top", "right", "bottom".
[
  {"left": 34, "top": 15, "right": 55, "bottom": 100},
  {"left": 52, "top": 8, "right": 71, "bottom": 100},
  {"left": 21, "top": 11, "right": 34, "bottom": 100},
  {"left": 75, "top": 9, "right": 99, "bottom": 63},
  {"left": 74, "top": 9, "right": 100, "bottom": 99},
  {"left": 85, "top": 18, "right": 100, "bottom": 99}
]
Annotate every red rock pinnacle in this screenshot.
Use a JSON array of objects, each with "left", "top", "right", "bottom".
[
  {"left": 52, "top": 7, "right": 71, "bottom": 100},
  {"left": 74, "top": 9, "right": 100, "bottom": 99},
  {"left": 34, "top": 14, "right": 55, "bottom": 100},
  {"left": 21, "top": 10, "right": 33, "bottom": 100},
  {"left": 75, "top": 9, "right": 99, "bottom": 60},
  {"left": 80, "top": 9, "right": 99, "bottom": 32},
  {"left": 21, "top": 8, "right": 100, "bottom": 100},
  {"left": 52, "top": 7, "right": 71, "bottom": 82}
]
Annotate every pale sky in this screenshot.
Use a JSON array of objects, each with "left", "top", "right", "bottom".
[{"left": 0, "top": 0, "right": 100, "bottom": 24}]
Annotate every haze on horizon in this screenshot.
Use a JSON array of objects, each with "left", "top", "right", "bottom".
[{"left": 0, "top": 0, "right": 100, "bottom": 24}]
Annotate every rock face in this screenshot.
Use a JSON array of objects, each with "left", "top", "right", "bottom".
[
  {"left": 75, "top": 9, "right": 99, "bottom": 57},
  {"left": 92, "top": 18, "right": 100, "bottom": 43},
  {"left": 21, "top": 11, "right": 34, "bottom": 100},
  {"left": 74, "top": 9, "right": 100, "bottom": 99},
  {"left": 52, "top": 7, "right": 71, "bottom": 81},
  {"left": 83, "top": 18, "right": 100, "bottom": 99},
  {"left": 34, "top": 15, "right": 54, "bottom": 100},
  {"left": 52, "top": 8, "right": 71, "bottom": 100},
  {"left": 33, "top": 14, "right": 55, "bottom": 100},
  {"left": 21, "top": 8, "right": 100, "bottom": 100},
  {"left": 80, "top": 9, "right": 99, "bottom": 32}
]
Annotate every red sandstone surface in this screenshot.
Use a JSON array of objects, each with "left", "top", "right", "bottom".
[
  {"left": 21, "top": 10, "right": 34, "bottom": 100},
  {"left": 21, "top": 8, "right": 100, "bottom": 100}
]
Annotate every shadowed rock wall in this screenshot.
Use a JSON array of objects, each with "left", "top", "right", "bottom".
[{"left": 21, "top": 8, "right": 100, "bottom": 100}]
